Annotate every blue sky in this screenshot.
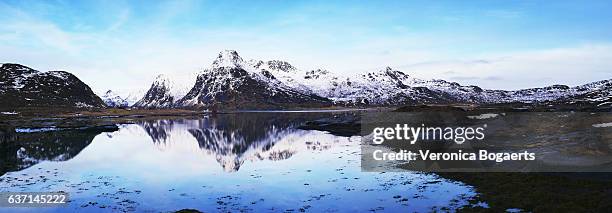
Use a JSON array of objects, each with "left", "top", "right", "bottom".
[{"left": 1, "top": 0, "right": 611, "bottom": 92}]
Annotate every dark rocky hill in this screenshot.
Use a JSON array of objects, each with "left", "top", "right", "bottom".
[
  {"left": 0, "top": 63, "right": 105, "bottom": 109},
  {"left": 175, "top": 50, "right": 332, "bottom": 109}
]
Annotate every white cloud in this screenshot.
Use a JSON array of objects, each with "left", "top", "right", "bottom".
[
  {"left": 0, "top": 2, "right": 610, "bottom": 94},
  {"left": 398, "top": 44, "right": 612, "bottom": 89}
]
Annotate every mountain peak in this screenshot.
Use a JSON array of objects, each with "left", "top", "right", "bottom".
[
  {"left": 153, "top": 74, "right": 171, "bottom": 86},
  {"left": 266, "top": 60, "right": 296, "bottom": 72},
  {"left": 212, "top": 50, "right": 244, "bottom": 68},
  {"left": 1, "top": 63, "right": 37, "bottom": 74},
  {"left": 379, "top": 66, "right": 408, "bottom": 77},
  {"left": 0, "top": 64, "right": 106, "bottom": 108}
]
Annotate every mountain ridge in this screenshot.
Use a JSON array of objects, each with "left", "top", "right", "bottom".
[
  {"left": 136, "top": 50, "right": 611, "bottom": 109},
  {"left": 0, "top": 63, "right": 105, "bottom": 109},
  {"left": 174, "top": 50, "right": 333, "bottom": 109},
  {"left": 3, "top": 50, "right": 610, "bottom": 110}
]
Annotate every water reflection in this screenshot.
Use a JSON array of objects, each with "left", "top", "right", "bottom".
[
  {"left": 138, "top": 119, "right": 175, "bottom": 144},
  {"left": 0, "top": 126, "right": 118, "bottom": 175},
  {"left": 0, "top": 113, "right": 478, "bottom": 212},
  {"left": 136, "top": 113, "right": 345, "bottom": 172}
]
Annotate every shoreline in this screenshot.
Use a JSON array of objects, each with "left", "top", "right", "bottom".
[
  {"left": 1, "top": 106, "right": 611, "bottom": 212},
  {"left": 0, "top": 107, "right": 386, "bottom": 129}
]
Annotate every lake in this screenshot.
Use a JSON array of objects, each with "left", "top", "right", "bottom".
[{"left": 0, "top": 113, "right": 478, "bottom": 212}]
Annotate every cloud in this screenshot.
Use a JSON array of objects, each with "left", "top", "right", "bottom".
[
  {"left": 483, "top": 76, "right": 503, "bottom": 81},
  {"left": 106, "top": 9, "right": 130, "bottom": 32},
  {"left": 0, "top": 1, "right": 610, "bottom": 94},
  {"left": 450, "top": 75, "right": 503, "bottom": 82},
  {"left": 0, "top": 12, "right": 76, "bottom": 53},
  {"left": 450, "top": 76, "right": 480, "bottom": 81},
  {"left": 400, "top": 44, "right": 612, "bottom": 89}
]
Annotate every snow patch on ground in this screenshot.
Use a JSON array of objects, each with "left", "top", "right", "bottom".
[
  {"left": 592, "top": 122, "right": 612, "bottom": 128},
  {"left": 75, "top": 102, "right": 95, "bottom": 108},
  {"left": 15, "top": 127, "right": 61, "bottom": 133},
  {"left": 467, "top": 113, "right": 500, "bottom": 120}
]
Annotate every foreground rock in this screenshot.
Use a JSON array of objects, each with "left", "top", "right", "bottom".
[{"left": 298, "top": 113, "right": 361, "bottom": 137}]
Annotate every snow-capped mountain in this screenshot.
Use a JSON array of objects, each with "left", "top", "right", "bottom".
[
  {"left": 231, "top": 55, "right": 486, "bottom": 105},
  {"left": 274, "top": 66, "right": 485, "bottom": 105},
  {"left": 134, "top": 74, "right": 193, "bottom": 108},
  {"left": 248, "top": 58, "right": 611, "bottom": 106},
  {"left": 98, "top": 89, "right": 147, "bottom": 108},
  {"left": 0, "top": 63, "right": 105, "bottom": 109},
  {"left": 174, "top": 50, "right": 332, "bottom": 109},
  {"left": 480, "top": 79, "right": 612, "bottom": 105},
  {"left": 245, "top": 52, "right": 610, "bottom": 107},
  {"left": 131, "top": 50, "right": 612, "bottom": 109},
  {"left": 569, "top": 80, "right": 612, "bottom": 107},
  {"left": 100, "top": 90, "right": 130, "bottom": 108}
]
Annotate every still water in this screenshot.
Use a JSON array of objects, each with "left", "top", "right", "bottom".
[{"left": 0, "top": 113, "right": 477, "bottom": 212}]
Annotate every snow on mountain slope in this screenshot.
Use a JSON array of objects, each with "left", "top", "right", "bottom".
[
  {"left": 253, "top": 60, "right": 484, "bottom": 105},
  {"left": 134, "top": 74, "right": 194, "bottom": 108},
  {"left": 135, "top": 50, "right": 612, "bottom": 109},
  {"left": 565, "top": 79, "right": 612, "bottom": 103},
  {"left": 0, "top": 63, "right": 105, "bottom": 109},
  {"left": 97, "top": 89, "right": 147, "bottom": 108},
  {"left": 250, "top": 56, "right": 611, "bottom": 106},
  {"left": 479, "top": 79, "right": 612, "bottom": 104},
  {"left": 124, "top": 89, "right": 147, "bottom": 106},
  {"left": 100, "top": 90, "right": 130, "bottom": 108},
  {"left": 175, "top": 50, "right": 332, "bottom": 109}
]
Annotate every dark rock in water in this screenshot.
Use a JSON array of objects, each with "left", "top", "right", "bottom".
[
  {"left": 299, "top": 114, "right": 361, "bottom": 137},
  {"left": 175, "top": 209, "right": 202, "bottom": 213},
  {"left": 0, "top": 125, "right": 15, "bottom": 144},
  {"left": 393, "top": 105, "right": 472, "bottom": 112},
  {"left": 0, "top": 63, "right": 106, "bottom": 109}
]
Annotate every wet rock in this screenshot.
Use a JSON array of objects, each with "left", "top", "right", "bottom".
[
  {"left": 298, "top": 114, "right": 361, "bottom": 137},
  {"left": 175, "top": 209, "right": 202, "bottom": 213}
]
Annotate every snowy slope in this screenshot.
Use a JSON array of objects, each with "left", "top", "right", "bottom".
[
  {"left": 251, "top": 60, "right": 484, "bottom": 105},
  {"left": 133, "top": 50, "right": 612, "bottom": 109},
  {"left": 480, "top": 79, "right": 612, "bottom": 104},
  {"left": 97, "top": 89, "right": 147, "bottom": 108},
  {"left": 100, "top": 90, "right": 130, "bottom": 108},
  {"left": 175, "top": 50, "right": 331, "bottom": 109},
  {"left": 134, "top": 74, "right": 194, "bottom": 108},
  {"left": 0, "top": 63, "right": 105, "bottom": 109},
  {"left": 247, "top": 55, "right": 611, "bottom": 106}
]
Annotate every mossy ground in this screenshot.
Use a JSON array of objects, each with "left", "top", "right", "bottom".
[{"left": 438, "top": 172, "right": 612, "bottom": 212}]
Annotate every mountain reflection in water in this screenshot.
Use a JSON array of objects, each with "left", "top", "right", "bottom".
[
  {"left": 0, "top": 113, "right": 479, "bottom": 212},
  {"left": 138, "top": 113, "right": 346, "bottom": 172},
  {"left": 0, "top": 126, "right": 118, "bottom": 175}
]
